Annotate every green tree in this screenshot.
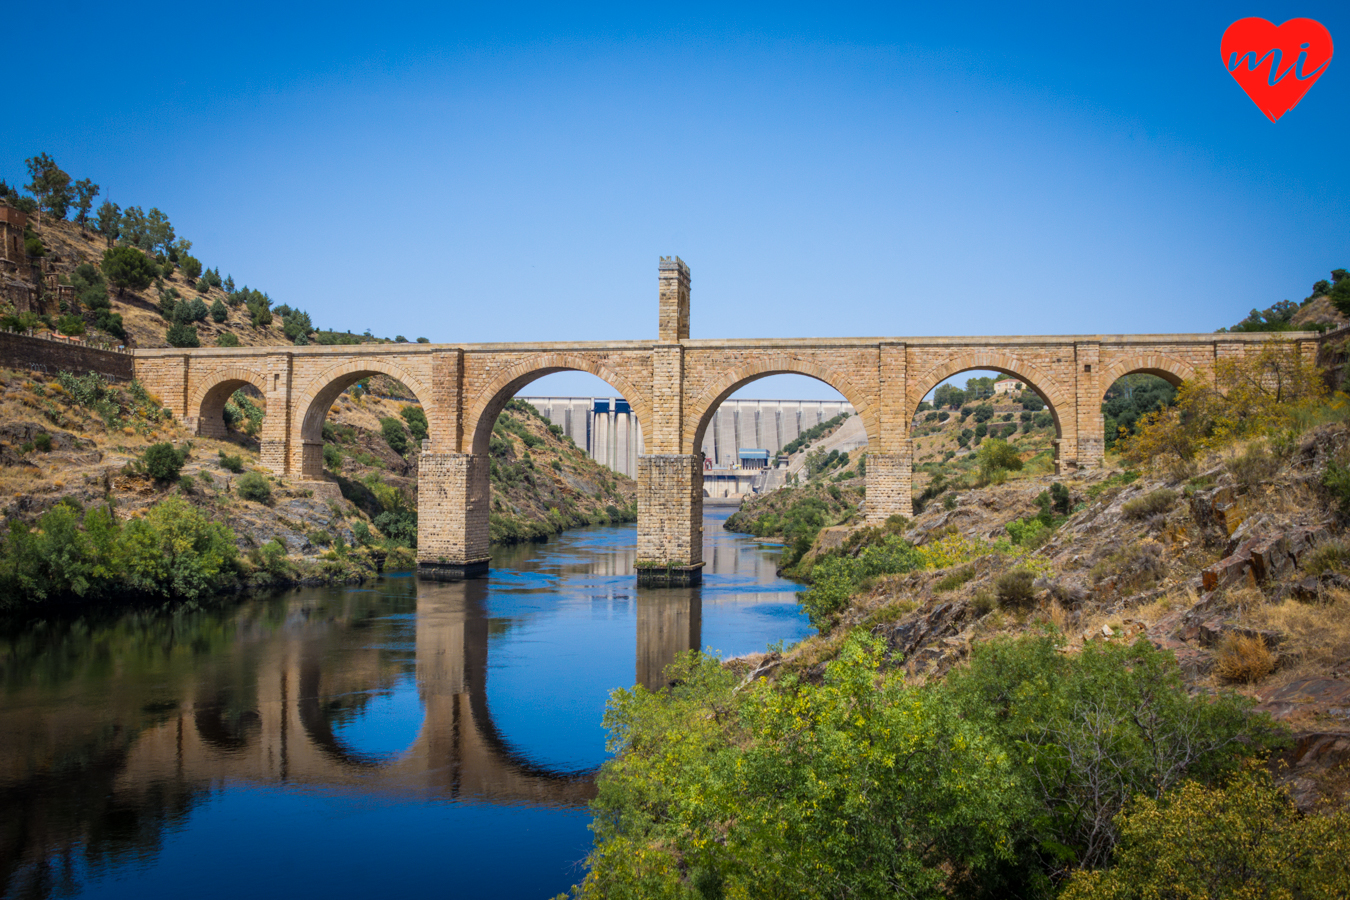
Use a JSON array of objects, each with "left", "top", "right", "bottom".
[
  {"left": 145, "top": 207, "right": 174, "bottom": 254},
  {"left": 166, "top": 323, "right": 200, "bottom": 347},
  {"left": 179, "top": 253, "right": 203, "bottom": 282},
  {"left": 1060, "top": 770, "right": 1350, "bottom": 900},
  {"left": 24, "top": 152, "right": 73, "bottom": 219},
  {"left": 101, "top": 246, "right": 158, "bottom": 296},
  {"left": 977, "top": 438, "right": 1022, "bottom": 480},
  {"left": 209, "top": 298, "right": 227, "bottom": 322},
  {"left": 120, "top": 205, "right": 150, "bottom": 248},
  {"left": 56, "top": 315, "right": 86, "bottom": 336},
  {"left": 215, "top": 332, "right": 240, "bottom": 347},
  {"left": 381, "top": 417, "right": 410, "bottom": 455},
  {"left": 71, "top": 178, "right": 99, "bottom": 230},
  {"left": 184, "top": 297, "right": 209, "bottom": 323},
  {"left": 95, "top": 200, "right": 121, "bottom": 247},
  {"left": 400, "top": 405, "right": 429, "bottom": 442}
]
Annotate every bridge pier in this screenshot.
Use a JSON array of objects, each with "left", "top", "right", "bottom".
[
  {"left": 635, "top": 454, "right": 704, "bottom": 586},
  {"left": 866, "top": 446, "right": 913, "bottom": 521},
  {"left": 417, "top": 452, "right": 491, "bottom": 579}
]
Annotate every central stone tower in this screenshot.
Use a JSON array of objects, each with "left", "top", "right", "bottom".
[
  {"left": 636, "top": 255, "right": 704, "bottom": 586},
  {"left": 657, "top": 255, "right": 690, "bottom": 342}
]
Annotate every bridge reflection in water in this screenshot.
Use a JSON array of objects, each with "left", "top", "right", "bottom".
[
  {"left": 0, "top": 513, "right": 804, "bottom": 897},
  {"left": 113, "top": 579, "right": 711, "bottom": 810}
]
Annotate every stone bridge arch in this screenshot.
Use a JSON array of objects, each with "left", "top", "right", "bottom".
[
  {"left": 463, "top": 352, "right": 652, "bottom": 456},
  {"left": 185, "top": 365, "right": 273, "bottom": 440},
  {"left": 682, "top": 356, "right": 879, "bottom": 454},
  {"left": 291, "top": 358, "right": 435, "bottom": 479},
  {"left": 1097, "top": 353, "right": 1200, "bottom": 396},
  {"left": 909, "top": 351, "right": 1078, "bottom": 477}
]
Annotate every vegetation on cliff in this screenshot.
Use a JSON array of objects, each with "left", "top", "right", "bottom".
[{"left": 569, "top": 342, "right": 1350, "bottom": 898}]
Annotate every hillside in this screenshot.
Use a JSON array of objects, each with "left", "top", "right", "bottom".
[{"left": 0, "top": 364, "right": 634, "bottom": 607}]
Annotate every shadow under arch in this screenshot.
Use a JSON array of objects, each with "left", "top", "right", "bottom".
[
  {"left": 291, "top": 357, "right": 434, "bottom": 477},
  {"left": 464, "top": 353, "right": 651, "bottom": 456},
  {"left": 187, "top": 366, "right": 270, "bottom": 439},
  {"left": 685, "top": 363, "right": 879, "bottom": 455}
]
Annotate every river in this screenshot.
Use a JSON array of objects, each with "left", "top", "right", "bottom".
[{"left": 0, "top": 509, "right": 811, "bottom": 899}]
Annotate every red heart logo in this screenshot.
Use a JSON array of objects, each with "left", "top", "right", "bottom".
[{"left": 1221, "top": 17, "right": 1333, "bottom": 121}]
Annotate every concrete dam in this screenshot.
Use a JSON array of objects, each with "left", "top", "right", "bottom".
[{"left": 517, "top": 396, "right": 857, "bottom": 480}]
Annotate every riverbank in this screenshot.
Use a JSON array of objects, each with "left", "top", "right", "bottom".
[{"left": 0, "top": 366, "right": 634, "bottom": 611}]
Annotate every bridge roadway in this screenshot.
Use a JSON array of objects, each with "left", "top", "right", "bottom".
[{"left": 131, "top": 256, "right": 1319, "bottom": 584}]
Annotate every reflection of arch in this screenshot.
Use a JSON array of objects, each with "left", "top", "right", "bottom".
[
  {"left": 464, "top": 353, "right": 650, "bottom": 455},
  {"left": 293, "top": 358, "right": 433, "bottom": 446},
  {"left": 1097, "top": 354, "right": 1198, "bottom": 399},
  {"left": 685, "top": 357, "right": 877, "bottom": 453},
  {"left": 188, "top": 366, "right": 269, "bottom": 438},
  {"left": 296, "top": 655, "right": 386, "bottom": 768},
  {"left": 910, "top": 353, "right": 1072, "bottom": 434},
  {"left": 193, "top": 700, "right": 261, "bottom": 752}
]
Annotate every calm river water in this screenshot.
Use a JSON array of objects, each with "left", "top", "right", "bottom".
[{"left": 0, "top": 509, "right": 810, "bottom": 899}]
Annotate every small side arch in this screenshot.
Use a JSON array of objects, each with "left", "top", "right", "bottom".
[
  {"left": 188, "top": 366, "right": 271, "bottom": 438},
  {"left": 464, "top": 353, "right": 651, "bottom": 456},
  {"left": 683, "top": 356, "right": 878, "bottom": 454},
  {"left": 1097, "top": 353, "right": 1199, "bottom": 401},
  {"left": 291, "top": 358, "right": 435, "bottom": 478}
]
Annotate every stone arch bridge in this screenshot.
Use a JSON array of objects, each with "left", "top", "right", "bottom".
[{"left": 134, "top": 257, "right": 1319, "bottom": 584}]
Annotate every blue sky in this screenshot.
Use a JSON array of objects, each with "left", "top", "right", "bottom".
[{"left": 5, "top": 2, "right": 1346, "bottom": 399}]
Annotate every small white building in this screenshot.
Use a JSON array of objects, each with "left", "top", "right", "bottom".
[{"left": 992, "top": 379, "right": 1024, "bottom": 396}]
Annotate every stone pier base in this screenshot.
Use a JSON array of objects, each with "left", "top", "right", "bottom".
[
  {"left": 636, "top": 454, "right": 703, "bottom": 585},
  {"left": 866, "top": 448, "right": 913, "bottom": 521},
  {"left": 417, "top": 452, "right": 492, "bottom": 579}
]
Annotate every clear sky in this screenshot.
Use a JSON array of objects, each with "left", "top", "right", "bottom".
[{"left": 5, "top": 1, "right": 1347, "bottom": 400}]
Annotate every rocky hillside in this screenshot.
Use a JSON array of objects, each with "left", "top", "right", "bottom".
[{"left": 732, "top": 421, "right": 1350, "bottom": 810}]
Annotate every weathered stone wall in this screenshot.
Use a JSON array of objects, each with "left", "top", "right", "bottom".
[{"left": 1, "top": 331, "right": 135, "bottom": 381}]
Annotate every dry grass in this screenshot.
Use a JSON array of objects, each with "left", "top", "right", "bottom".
[
  {"left": 1247, "top": 590, "right": 1350, "bottom": 683},
  {"left": 1215, "top": 633, "right": 1276, "bottom": 684}
]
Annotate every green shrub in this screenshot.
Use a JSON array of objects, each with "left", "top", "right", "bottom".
[
  {"left": 1122, "top": 488, "right": 1177, "bottom": 520},
  {"left": 307, "top": 529, "right": 332, "bottom": 547},
  {"left": 1060, "top": 771, "right": 1350, "bottom": 900},
  {"left": 209, "top": 298, "right": 227, "bottom": 322},
  {"left": 218, "top": 451, "right": 244, "bottom": 473},
  {"left": 380, "top": 417, "right": 410, "bottom": 455},
  {"left": 934, "top": 565, "right": 975, "bottom": 593},
  {"left": 399, "top": 405, "right": 429, "bottom": 442},
  {"left": 323, "top": 443, "right": 342, "bottom": 470},
  {"left": 56, "top": 315, "right": 86, "bottom": 336},
  {"left": 215, "top": 332, "right": 239, "bottom": 347},
  {"left": 33, "top": 432, "right": 52, "bottom": 452},
  {"left": 166, "top": 323, "right": 199, "bottom": 348},
  {"left": 142, "top": 442, "right": 186, "bottom": 481},
  {"left": 1323, "top": 460, "right": 1350, "bottom": 517},
  {"left": 236, "top": 471, "right": 272, "bottom": 504},
  {"left": 0, "top": 496, "right": 237, "bottom": 604},
  {"left": 995, "top": 568, "right": 1036, "bottom": 609}
]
